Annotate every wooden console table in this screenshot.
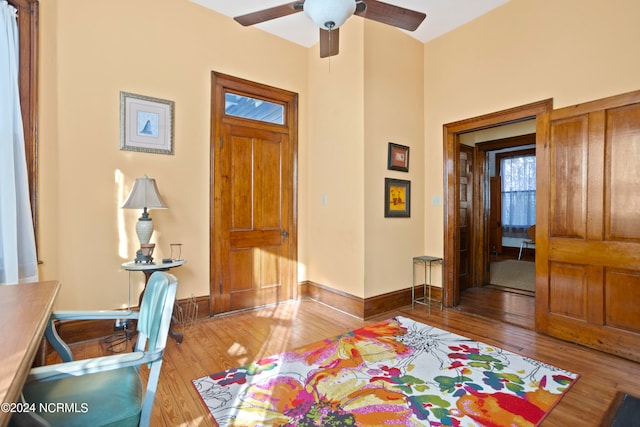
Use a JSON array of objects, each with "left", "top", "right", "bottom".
[{"left": 0, "top": 281, "right": 60, "bottom": 427}]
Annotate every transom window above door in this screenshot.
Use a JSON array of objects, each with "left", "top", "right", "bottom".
[{"left": 224, "top": 92, "right": 285, "bottom": 125}]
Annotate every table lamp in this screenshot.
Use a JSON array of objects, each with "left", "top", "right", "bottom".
[{"left": 121, "top": 174, "right": 167, "bottom": 263}]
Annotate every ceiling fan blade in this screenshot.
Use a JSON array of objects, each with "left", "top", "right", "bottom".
[
  {"left": 355, "top": 0, "right": 426, "bottom": 31},
  {"left": 319, "top": 28, "right": 340, "bottom": 58},
  {"left": 234, "top": 2, "right": 304, "bottom": 26}
]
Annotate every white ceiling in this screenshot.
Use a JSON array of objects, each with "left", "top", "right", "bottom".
[{"left": 190, "top": 0, "right": 510, "bottom": 48}]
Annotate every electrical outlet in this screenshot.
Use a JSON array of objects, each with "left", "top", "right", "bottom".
[{"left": 113, "top": 319, "right": 130, "bottom": 331}]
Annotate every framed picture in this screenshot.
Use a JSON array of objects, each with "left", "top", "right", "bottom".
[
  {"left": 120, "top": 92, "right": 174, "bottom": 155},
  {"left": 387, "top": 142, "right": 409, "bottom": 172},
  {"left": 385, "top": 178, "right": 411, "bottom": 218}
]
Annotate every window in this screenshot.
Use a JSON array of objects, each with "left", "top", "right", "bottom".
[
  {"left": 501, "top": 153, "right": 536, "bottom": 238},
  {"left": 11, "top": 0, "right": 39, "bottom": 250},
  {"left": 224, "top": 92, "right": 285, "bottom": 125}
]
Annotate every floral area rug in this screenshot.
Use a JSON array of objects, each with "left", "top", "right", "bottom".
[{"left": 193, "top": 316, "right": 579, "bottom": 426}]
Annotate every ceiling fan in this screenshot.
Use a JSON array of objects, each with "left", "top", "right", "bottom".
[{"left": 234, "top": 0, "right": 426, "bottom": 58}]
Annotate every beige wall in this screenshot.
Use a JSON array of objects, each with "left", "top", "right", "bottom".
[
  {"left": 38, "top": 0, "right": 308, "bottom": 309},
  {"left": 363, "top": 22, "right": 425, "bottom": 298},
  {"left": 306, "top": 20, "right": 366, "bottom": 297},
  {"left": 423, "top": 0, "right": 640, "bottom": 257},
  {"left": 304, "top": 20, "right": 425, "bottom": 299},
  {"left": 36, "top": 0, "right": 640, "bottom": 310}
]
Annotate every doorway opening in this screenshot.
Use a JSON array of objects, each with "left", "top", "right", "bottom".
[
  {"left": 443, "top": 99, "right": 552, "bottom": 329},
  {"left": 478, "top": 133, "right": 536, "bottom": 296}
]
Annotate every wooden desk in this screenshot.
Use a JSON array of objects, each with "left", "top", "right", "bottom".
[{"left": 0, "top": 281, "right": 60, "bottom": 427}]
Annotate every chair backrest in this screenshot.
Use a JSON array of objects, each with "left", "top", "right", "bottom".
[
  {"left": 136, "top": 271, "right": 178, "bottom": 353},
  {"left": 527, "top": 224, "right": 536, "bottom": 242},
  {"left": 134, "top": 271, "right": 178, "bottom": 427}
]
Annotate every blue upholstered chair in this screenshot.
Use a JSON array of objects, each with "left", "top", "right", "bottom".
[{"left": 13, "top": 271, "right": 178, "bottom": 427}]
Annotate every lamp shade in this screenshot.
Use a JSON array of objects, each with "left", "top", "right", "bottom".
[
  {"left": 121, "top": 175, "right": 167, "bottom": 210},
  {"left": 304, "top": 0, "right": 356, "bottom": 30}
]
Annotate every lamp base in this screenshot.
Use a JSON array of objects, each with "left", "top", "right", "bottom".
[
  {"left": 134, "top": 251, "right": 153, "bottom": 264},
  {"left": 134, "top": 243, "right": 155, "bottom": 264},
  {"left": 136, "top": 216, "right": 154, "bottom": 245}
]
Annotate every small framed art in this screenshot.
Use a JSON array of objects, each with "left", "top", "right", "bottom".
[
  {"left": 120, "top": 92, "right": 175, "bottom": 155},
  {"left": 384, "top": 178, "right": 411, "bottom": 218},
  {"left": 387, "top": 142, "right": 409, "bottom": 172}
]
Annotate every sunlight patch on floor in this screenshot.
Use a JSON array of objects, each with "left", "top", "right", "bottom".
[
  {"left": 228, "top": 342, "right": 249, "bottom": 365},
  {"left": 177, "top": 416, "right": 207, "bottom": 427},
  {"left": 254, "top": 299, "right": 300, "bottom": 321}
]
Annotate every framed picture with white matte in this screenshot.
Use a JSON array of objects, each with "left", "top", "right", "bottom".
[{"left": 120, "top": 92, "right": 174, "bottom": 155}]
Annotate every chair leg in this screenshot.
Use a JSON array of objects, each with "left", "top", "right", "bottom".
[{"left": 518, "top": 241, "right": 524, "bottom": 260}]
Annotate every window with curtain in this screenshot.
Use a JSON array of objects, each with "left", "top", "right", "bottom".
[
  {"left": 1, "top": 0, "right": 39, "bottom": 283},
  {"left": 501, "top": 154, "right": 536, "bottom": 238},
  {"left": 9, "top": 0, "right": 39, "bottom": 248}
]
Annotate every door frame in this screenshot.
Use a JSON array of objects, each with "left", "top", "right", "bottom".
[
  {"left": 209, "top": 72, "right": 298, "bottom": 315},
  {"left": 443, "top": 99, "right": 552, "bottom": 306}
]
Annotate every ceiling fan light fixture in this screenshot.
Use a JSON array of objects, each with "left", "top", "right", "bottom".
[{"left": 303, "top": 0, "right": 356, "bottom": 30}]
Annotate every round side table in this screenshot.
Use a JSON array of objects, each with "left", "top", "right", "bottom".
[{"left": 121, "top": 259, "right": 186, "bottom": 343}]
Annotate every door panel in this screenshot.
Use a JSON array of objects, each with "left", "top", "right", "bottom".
[
  {"left": 605, "top": 269, "right": 640, "bottom": 332},
  {"left": 221, "top": 124, "right": 291, "bottom": 313},
  {"left": 606, "top": 104, "right": 640, "bottom": 240},
  {"left": 489, "top": 176, "right": 502, "bottom": 255},
  {"left": 537, "top": 90, "right": 640, "bottom": 362},
  {"left": 459, "top": 145, "right": 473, "bottom": 291},
  {"left": 549, "top": 115, "right": 589, "bottom": 239},
  {"left": 548, "top": 262, "right": 587, "bottom": 319}
]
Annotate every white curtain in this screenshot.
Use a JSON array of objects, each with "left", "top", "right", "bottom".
[
  {"left": 501, "top": 155, "right": 536, "bottom": 238},
  {"left": 0, "top": 1, "right": 39, "bottom": 284}
]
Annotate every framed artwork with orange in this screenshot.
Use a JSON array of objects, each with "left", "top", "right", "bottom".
[{"left": 384, "top": 178, "right": 410, "bottom": 218}]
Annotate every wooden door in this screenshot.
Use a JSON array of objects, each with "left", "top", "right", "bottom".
[
  {"left": 210, "top": 73, "right": 298, "bottom": 315},
  {"left": 536, "top": 90, "right": 640, "bottom": 362},
  {"left": 489, "top": 176, "right": 503, "bottom": 255},
  {"left": 459, "top": 145, "right": 473, "bottom": 291}
]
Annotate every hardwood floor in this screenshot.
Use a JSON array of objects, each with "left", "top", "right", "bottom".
[
  {"left": 46, "top": 296, "right": 639, "bottom": 426},
  {"left": 457, "top": 286, "right": 535, "bottom": 330}
]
